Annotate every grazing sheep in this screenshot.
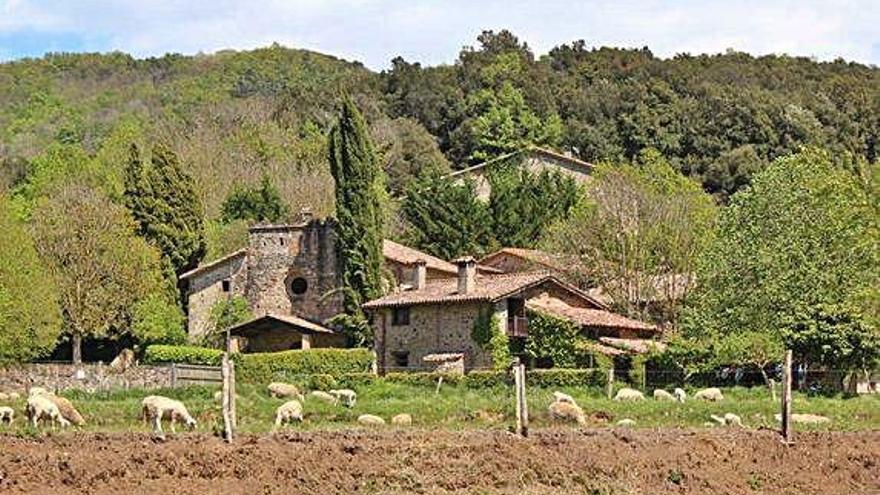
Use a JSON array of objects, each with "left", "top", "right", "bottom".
[
  {"left": 273, "top": 400, "right": 304, "bottom": 430},
  {"left": 548, "top": 400, "right": 587, "bottom": 425},
  {"left": 693, "top": 387, "right": 724, "bottom": 401},
  {"left": 0, "top": 406, "right": 13, "bottom": 425},
  {"left": 26, "top": 395, "right": 69, "bottom": 429},
  {"left": 774, "top": 413, "right": 831, "bottom": 425},
  {"left": 329, "top": 389, "right": 357, "bottom": 408},
  {"left": 616, "top": 418, "right": 636, "bottom": 427},
  {"left": 28, "top": 388, "right": 85, "bottom": 426},
  {"left": 268, "top": 382, "right": 304, "bottom": 401},
  {"left": 552, "top": 391, "right": 578, "bottom": 406},
  {"left": 310, "top": 390, "right": 338, "bottom": 405},
  {"left": 710, "top": 413, "right": 743, "bottom": 427},
  {"left": 391, "top": 413, "right": 412, "bottom": 425},
  {"left": 357, "top": 414, "right": 385, "bottom": 425},
  {"left": 141, "top": 395, "right": 197, "bottom": 434},
  {"left": 653, "top": 389, "right": 676, "bottom": 401},
  {"left": 673, "top": 388, "right": 687, "bottom": 402},
  {"left": 613, "top": 388, "right": 645, "bottom": 401},
  {"left": 8, "top": 392, "right": 20, "bottom": 400}
]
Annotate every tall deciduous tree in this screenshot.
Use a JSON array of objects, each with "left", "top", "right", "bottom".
[
  {"left": 31, "top": 184, "right": 167, "bottom": 363},
  {"left": 542, "top": 149, "right": 717, "bottom": 324},
  {"left": 0, "top": 194, "right": 62, "bottom": 362},
  {"left": 124, "top": 143, "right": 206, "bottom": 275},
  {"left": 687, "top": 149, "right": 879, "bottom": 373},
  {"left": 328, "top": 96, "right": 385, "bottom": 346}
]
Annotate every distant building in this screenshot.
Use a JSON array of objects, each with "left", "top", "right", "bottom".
[{"left": 448, "top": 146, "right": 594, "bottom": 200}]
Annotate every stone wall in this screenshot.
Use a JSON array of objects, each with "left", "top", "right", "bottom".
[
  {"left": 185, "top": 254, "right": 248, "bottom": 339},
  {"left": 0, "top": 363, "right": 173, "bottom": 394},
  {"left": 375, "top": 301, "right": 493, "bottom": 372}
]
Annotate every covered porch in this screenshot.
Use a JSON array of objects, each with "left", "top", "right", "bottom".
[{"left": 229, "top": 313, "right": 345, "bottom": 353}]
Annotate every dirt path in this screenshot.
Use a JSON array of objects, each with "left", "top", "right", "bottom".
[{"left": 0, "top": 428, "right": 877, "bottom": 494}]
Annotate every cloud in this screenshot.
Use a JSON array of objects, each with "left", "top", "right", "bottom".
[{"left": 1, "top": 0, "right": 878, "bottom": 68}]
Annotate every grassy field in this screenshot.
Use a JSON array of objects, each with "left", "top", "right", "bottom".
[{"left": 1, "top": 381, "right": 878, "bottom": 435}]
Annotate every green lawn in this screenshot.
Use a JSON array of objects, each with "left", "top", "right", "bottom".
[{"left": 1, "top": 382, "right": 877, "bottom": 435}]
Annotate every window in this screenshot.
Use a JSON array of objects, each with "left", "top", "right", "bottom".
[
  {"left": 392, "top": 350, "right": 409, "bottom": 368},
  {"left": 221, "top": 280, "right": 231, "bottom": 292},
  {"left": 391, "top": 306, "right": 410, "bottom": 326},
  {"left": 289, "top": 277, "right": 308, "bottom": 295},
  {"left": 279, "top": 237, "right": 285, "bottom": 246}
]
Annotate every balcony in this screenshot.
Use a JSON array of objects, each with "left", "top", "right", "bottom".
[{"left": 507, "top": 316, "right": 529, "bottom": 337}]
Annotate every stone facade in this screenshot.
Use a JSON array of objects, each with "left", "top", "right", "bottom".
[
  {"left": 185, "top": 252, "right": 247, "bottom": 338},
  {"left": 374, "top": 301, "right": 497, "bottom": 372},
  {"left": 0, "top": 363, "right": 173, "bottom": 394}
]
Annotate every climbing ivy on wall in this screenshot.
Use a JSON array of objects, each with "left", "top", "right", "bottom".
[{"left": 472, "top": 309, "right": 511, "bottom": 370}]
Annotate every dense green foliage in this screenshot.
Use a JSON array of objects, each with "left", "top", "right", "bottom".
[
  {"left": 220, "top": 174, "right": 289, "bottom": 224},
  {"left": 130, "top": 293, "right": 187, "bottom": 346},
  {"left": 328, "top": 97, "right": 385, "bottom": 346},
  {"left": 124, "top": 143, "right": 206, "bottom": 275},
  {"left": 204, "top": 296, "right": 253, "bottom": 347},
  {"left": 143, "top": 344, "right": 224, "bottom": 366},
  {"left": 523, "top": 310, "right": 581, "bottom": 368},
  {"left": 471, "top": 311, "right": 510, "bottom": 370},
  {"left": 234, "top": 348, "right": 376, "bottom": 384},
  {"left": 0, "top": 195, "right": 62, "bottom": 362}
]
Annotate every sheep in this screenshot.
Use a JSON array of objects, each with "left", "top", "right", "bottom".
[
  {"left": 613, "top": 388, "right": 645, "bottom": 401},
  {"left": 26, "top": 395, "right": 70, "bottom": 429},
  {"left": 109, "top": 348, "right": 136, "bottom": 372},
  {"left": 28, "top": 387, "right": 85, "bottom": 426},
  {"left": 310, "top": 390, "right": 338, "bottom": 405},
  {"left": 0, "top": 406, "right": 13, "bottom": 425},
  {"left": 548, "top": 400, "right": 587, "bottom": 425},
  {"left": 653, "top": 389, "right": 677, "bottom": 401},
  {"left": 391, "top": 413, "right": 412, "bottom": 425},
  {"left": 268, "top": 382, "right": 304, "bottom": 401},
  {"left": 141, "top": 395, "right": 197, "bottom": 434},
  {"left": 273, "top": 400, "right": 304, "bottom": 431},
  {"left": 693, "top": 387, "right": 724, "bottom": 402},
  {"left": 710, "top": 413, "right": 743, "bottom": 427},
  {"left": 357, "top": 414, "right": 385, "bottom": 425},
  {"left": 329, "top": 389, "right": 357, "bottom": 408},
  {"left": 673, "top": 388, "right": 687, "bottom": 402},
  {"left": 616, "top": 418, "right": 636, "bottom": 427},
  {"left": 774, "top": 413, "right": 831, "bottom": 425},
  {"left": 552, "top": 391, "right": 578, "bottom": 407}
]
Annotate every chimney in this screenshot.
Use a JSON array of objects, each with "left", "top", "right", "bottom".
[
  {"left": 454, "top": 256, "right": 477, "bottom": 294},
  {"left": 412, "top": 259, "right": 427, "bottom": 290}
]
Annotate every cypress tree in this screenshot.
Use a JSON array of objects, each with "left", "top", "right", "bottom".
[
  {"left": 124, "top": 143, "right": 206, "bottom": 276},
  {"left": 328, "top": 96, "right": 385, "bottom": 346}
]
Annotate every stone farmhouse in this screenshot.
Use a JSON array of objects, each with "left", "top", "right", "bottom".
[
  {"left": 447, "top": 146, "right": 594, "bottom": 200},
  {"left": 181, "top": 216, "right": 658, "bottom": 371}
]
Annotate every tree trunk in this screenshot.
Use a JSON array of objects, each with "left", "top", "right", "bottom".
[{"left": 72, "top": 333, "right": 82, "bottom": 364}]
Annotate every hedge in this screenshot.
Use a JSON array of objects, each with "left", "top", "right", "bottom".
[
  {"left": 527, "top": 368, "right": 606, "bottom": 388},
  {"left": 234, "top": 348, "right": 375, "bottom": 384},
  {"left": 143, "top": 345, "right": 223, "bottom": 366}
]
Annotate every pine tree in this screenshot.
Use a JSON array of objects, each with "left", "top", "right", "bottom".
[
  {"left": 124, "top": 143, "right": 206, "bottom": 276},
  {"left": 328, "top": 96, "right": 385, "bottom": 346}
]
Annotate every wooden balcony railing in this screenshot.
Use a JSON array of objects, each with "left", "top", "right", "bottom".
[{"left": 507, "top": 316, "right": 529, "bottom": 337}]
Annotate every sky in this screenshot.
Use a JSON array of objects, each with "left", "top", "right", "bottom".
[{"left": 1, "top": 0, "right": 879, "bottom": 70}]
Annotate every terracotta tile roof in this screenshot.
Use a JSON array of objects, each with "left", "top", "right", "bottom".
[
  {"left": 229, "top": 313, "right": 335, "bottom": 335},
  {"left": 526, "top": 294, "right": 657, "bottom": 332},
  {"left": 576, "top": 339, "right": 627, "bottom": 356},
  {"left": 179, "top": 249, "right": 246, "bottom": 280},
  {"left": 448, "top": 146, "right": 594, "bottom": 178},
  {"left": 598, "top": 337, "right": 666, "bottom": 354},
  {"left": 364, "top": 271, "right": 595, "bottom": 309},
  {"left": 479, "top": 247, "right": 580, "bottom": 273},
  {"left": 382, "top": 240, "right": 458, "bottom": 274}
]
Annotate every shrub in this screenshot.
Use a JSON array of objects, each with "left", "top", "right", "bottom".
[
  {"left": 464, "top": 370, "right": 510, "bottom": 388},
  {"left": 384, "top": 372, "right": 464, "bottom": 387},
  {"left": 308, "top": 373, "right": 338, "bottom": 390},
  {"left": 527, "top": 368, "right": 605, "bottom": 388},
  {"left": 335, "top": 372, "right": 377, "bottom": 388},
  {"left": 143, "top": 344, "right": 223, "bottom": 366},
  {"left": 235, "top": 348, "right": 375, "bottom": 384}
]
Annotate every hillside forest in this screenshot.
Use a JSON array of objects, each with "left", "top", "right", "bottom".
[{"left": 0, "top": 31, "right": 877, "bottom": 378}]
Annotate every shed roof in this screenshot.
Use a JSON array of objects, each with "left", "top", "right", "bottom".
[
  {"left": 179, "top": 249, "right": 246, "bottom": 280},
  {"left": 526, "top": 294, "right": 657, "bottom": 332},
  {"left": 448, "top": 146, "right": 594, "bottom": 179},
  {"left": 228, "top": 313, "right": 335, "bottom": 336},
  {"left": 382, "top": 239, "right": 458, "bottom": 274}
]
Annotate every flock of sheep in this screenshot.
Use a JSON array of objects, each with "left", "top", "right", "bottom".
[{"left": 267, "top": 382, "right": 412, "bottom": 430}]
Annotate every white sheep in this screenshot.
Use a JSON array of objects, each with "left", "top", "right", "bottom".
[
  {"left": 548, "top": 400, "right": 587, "bottom": 425},
  {"left": 552, "top": 391, "right": 578, "bottom": 407},
  {"left": 310, "top": 390, "right": 338, "bottom": 405},
  {"left": 26, "top": 395, "right": 70, "bottom": 429},
  {"left": 268, "top": 382, "right": 304, "bottom": 401},
  {"left": 613, "top": 388, "right": 645, "bottom": 401},
  {"left": 653, "top": 389, "right": 676, "bottom": 401},
  {"left": 0, "top": 406, "right": 14, "bottom": 425},
  {"left": 28, "top": 387, "right": 85, "bottom": 426},
  {"left": 329, "top": 389, "right": 357, "bottom": 408},
  {"left": 693, "top": 387, "right": 724, "bottom": 401},
  {"left": 673, "top": 388, "right": 687, "bottom": 402},
  {"left": 273, "top": 400, "right": 304, "bottom": 430},
  {"left": 710, "top": 413, "right": 743, "bottom": 427},
  {"left": 391, "top": 413, "right": 412, "bottom": 425},
  {"left": 774, "top": 413, "right": 831, "bottom": 425},
  {"left": 141, "top": 395, "right": 197, "bottom": 434},
  {"left": 616, "top": 418, "right": 636, "bottom": 427},
  {"left": 357, "top": 414, "right": 385, "bottom": 425}
]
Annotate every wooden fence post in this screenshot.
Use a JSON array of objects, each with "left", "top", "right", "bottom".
[
  {"left": 170, "top": 362, "right": 178, "bottom": 388},
  {"left": 781, "top": 350, "right": 793, "bottom": 443},
  {"left": 513, "top": 359, "right": 528, "bottom": 437},
  {"left": 606, "top": 368, "right": 615, "bottom": 399},
  {"left": 221, "top": 354, "right": 233, "bottom": 443},
  {"left": 229, "top": 359, "right": 237, "bottom": 429}
]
